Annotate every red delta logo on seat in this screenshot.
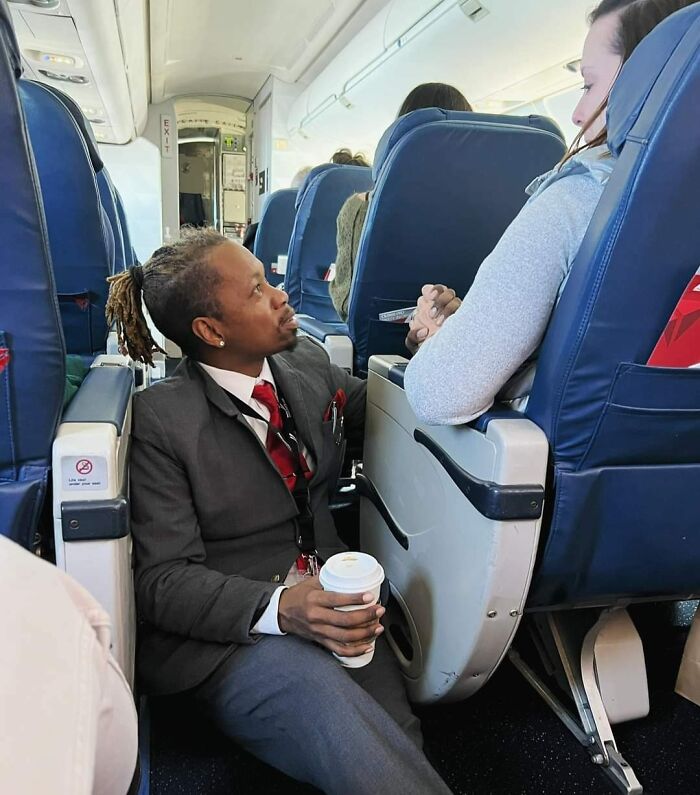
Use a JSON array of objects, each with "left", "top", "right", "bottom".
[
  {"left": 0, "top": 348, "right": 9, "bottom": 376},
  {"left": 648, "top": 274, "right": 700, "bottom": 367},
  {"left": 74, "top": 297, "right": 90, "bottom": 311}
]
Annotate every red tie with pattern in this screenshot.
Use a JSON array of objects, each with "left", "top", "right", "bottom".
[{"left": 251, "top": 381, "right": 311, "bottom": 491}]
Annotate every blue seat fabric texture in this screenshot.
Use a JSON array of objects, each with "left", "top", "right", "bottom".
[
  {"left": 38, "top": 82, "right": 127, "bottom": 275},
  {"left": 347, "top": 110, "right": 566, "bottom": 375},
  {"left": 254, "top": 188, "right": 297, "bottom": 286},
  {"left": 524, "top": 5, "right": 700, "bottom": 607},
  {"left": 19, "top": 80, "right": 113, "bottom": 355},
  {"left": 0, "top": 0, "right": 65, "bottom": 549},
  {"left": 285, "top": 164, "right": 373, "bottom": 318}
]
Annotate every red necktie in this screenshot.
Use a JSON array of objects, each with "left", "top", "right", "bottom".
[{"left": 251, "top": 381, "right": 311, "bottom": 491}]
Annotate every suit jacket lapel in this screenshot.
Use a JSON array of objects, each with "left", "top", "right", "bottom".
[{"left": 269, "top": 354, "right": 324, "bottom": 477}]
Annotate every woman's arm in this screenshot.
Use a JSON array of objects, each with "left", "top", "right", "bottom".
[{"left": 404, "top": 173, "right": 605, "bottom": 425}]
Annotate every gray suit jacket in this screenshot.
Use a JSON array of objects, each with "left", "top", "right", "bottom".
[{"left": 129, "top": 338, "right": 366, "bottom": 694}]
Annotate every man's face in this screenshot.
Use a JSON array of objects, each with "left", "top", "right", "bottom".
[{"left": 204, "top": 241, "right": 299, "bottom": 359}]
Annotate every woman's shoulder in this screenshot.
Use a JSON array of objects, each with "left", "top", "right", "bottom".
[{"left": 526, "top": 144, "right": 614, "bottom": 202}]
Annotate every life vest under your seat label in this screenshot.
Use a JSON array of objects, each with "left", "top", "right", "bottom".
[{"left": 61, "top": 456, "right": 108, "bottom": 491}]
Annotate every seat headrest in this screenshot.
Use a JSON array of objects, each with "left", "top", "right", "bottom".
[
  {"left": 0, "top": 0, "right": 21, "bottom": 78},
  {"left": 607, "top": 3, "right": 700, "bottom": 157},
  {"left": 38, "top": 82, "right": 104, "bottom": 172},
  {"left": 373, "top": 109, "right": 563, "bottom": 179},
  {"left": 295, "top": 163, "right": 342, "bottom": 209}
]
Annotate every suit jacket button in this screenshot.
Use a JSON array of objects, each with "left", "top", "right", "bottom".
[{"left": 272, "top": 574, "right": 281, "bottom": 583}]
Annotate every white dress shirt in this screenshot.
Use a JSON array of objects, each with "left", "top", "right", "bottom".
[{"left": 199, "top": 360, "right": 314, "bottom": 636}]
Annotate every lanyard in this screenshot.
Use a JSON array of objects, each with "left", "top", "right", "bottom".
[{"left": 226, "top": 389, "right": 317, "bottom": 559}]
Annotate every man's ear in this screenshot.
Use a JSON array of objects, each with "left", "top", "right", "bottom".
[{"left": 192, "top": 316, "right": 223, "bottom": 349}]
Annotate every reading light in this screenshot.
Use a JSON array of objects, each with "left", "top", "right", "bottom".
[
  {"left": 565, "top": 59, "right": 582, "bottom": 74},
  {"left": 25, "top": 50, "right": 83, "bottom": 68}
]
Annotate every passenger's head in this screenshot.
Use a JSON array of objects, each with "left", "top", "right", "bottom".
[
  {"left": 330, "top": 148, "right": 371, "bottom": 167},
  {"left": 397, "top": 83, "right": 472, "bottom": 117},
  {"left": 291, "top": 165, "right": 312, "bottom": 188},
  {"left": 105, "top": 228, "right": 298, "bottom": 370},
  {"left": 572, "top": 0, "right": 696, "bottom": 146}
]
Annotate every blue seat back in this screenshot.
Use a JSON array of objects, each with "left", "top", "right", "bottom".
[
  {"left": 0, "top": 1, "right": 65, "bottom": 549},
  {"left": 526, "top": 5, "right": 700, "bottom": 607},
  {"left": 294, "top": 163, "right": 340, "bottom": 210},
  {"left": 286, "top": 164, "right": 373, "bottom": 316},
  {"left": 97, "top": 170, "right": 125, "bottom": 274},
  {"left": 39, "top": 83, "right": 126, "bottom": 275},
  {"left": 114, "top": 187, "right": 138, "bottom": 267},
  {"left": 347, "top": 109, "right": 566, "bottom": 374},
  {"left": 19, "top": 80, "right": 113, "bottom": 355},
  {"left": 254, "top": 188, "right": 298, "bottom": 286}
]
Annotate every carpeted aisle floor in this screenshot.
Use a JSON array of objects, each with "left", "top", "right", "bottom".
[{"left": 148, "top": 608, "right": 700, "bottom": 794}]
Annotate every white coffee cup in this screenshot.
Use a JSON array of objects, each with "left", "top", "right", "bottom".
[
  {"left": 319, "top": 552, "right": 385, "bottom": 668},
  {"left": 277, "top": 254, "right": 288, "bottom": 275}
]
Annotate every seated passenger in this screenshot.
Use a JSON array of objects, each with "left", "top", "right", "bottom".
[
  {"left": 404, "top": 0, "right": 694, "bottom": 424},
  {"left": 105, "top": 230, "right": 450, "bottom": 795},
  {"left": 0, "top": 536, "right": 138, "bottom": 795},
  {"left": 330, "top": 83, "right": 472, "bottom": 321},
  {"left": 330, "top": 147, "right": 371, "bottom": 167}
]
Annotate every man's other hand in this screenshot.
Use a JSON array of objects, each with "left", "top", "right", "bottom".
[{"left": 278, "top": 576, "right": 384, "bottom": 658}]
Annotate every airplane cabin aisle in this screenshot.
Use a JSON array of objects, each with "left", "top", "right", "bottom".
[{"left": 145, "top": 606, "right": 700, "bottom": 794}]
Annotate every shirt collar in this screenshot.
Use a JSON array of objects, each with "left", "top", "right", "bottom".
[{"left": 199, "top": 359, "right": 275, "bottom": 406}]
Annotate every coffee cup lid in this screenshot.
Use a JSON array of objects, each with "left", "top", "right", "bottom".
[{"left": 319, "top": 552, "right": 384, "bottom": 593}]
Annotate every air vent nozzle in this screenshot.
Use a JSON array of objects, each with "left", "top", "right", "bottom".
[{"left": 459, "top": 0, "right": 490, "bottom": 22}]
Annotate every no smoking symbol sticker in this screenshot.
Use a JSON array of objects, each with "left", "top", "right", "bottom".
[{"left": 76, "top": 459, "right": 93, "bottom": 475}]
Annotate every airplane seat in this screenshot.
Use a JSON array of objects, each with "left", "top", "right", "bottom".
[
  {"left": 287, "top": 164, "right": 374, "bottom": 327},
  {"left": 293, "top": 162, "right": 342, "bottom": 210},
  {"left": 38, "top": 82, "right": 128, "bottom": 276},
  {"left": 19, "top": 80, "right": 114, "bottom": 356},
  {"left": 0, "top": 4, "right": 137, "bottom": 681},
  {"left": 0, "top": 0, "right": 65, "bottom": 551},
  {"left": 344, "top": 108, "right": 566, "bottom": 375},
  {"left": 253, "top": 188, "right": 298, "bottom": 286},
  {"left": 358, "top": 6, "right": 700, "bottom": 791}
]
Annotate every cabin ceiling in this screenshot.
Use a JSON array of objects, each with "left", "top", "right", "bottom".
[{"left": 149, "top": 0, "right": 391, "bottom": 103}]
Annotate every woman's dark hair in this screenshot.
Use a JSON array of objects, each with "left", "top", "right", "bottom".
[
  {"left": 105, "top": 227, "right": 228, "bottom": 365},
  {"left": 564, "top": 0, "right": 696, "bottom": 161},
  {"left": 330, "top": 148, "right": 371, "bottom": 167},
  {"left": 397, "top": 82, "right": 472, "bottom": 117}
]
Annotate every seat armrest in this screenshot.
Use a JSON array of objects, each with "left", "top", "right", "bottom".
[
  {"left": 62, "top": 365, "right": 133, "bottom": 433},
  {"left": 297, "top": 315, "right": 348, "bottom": 340},
  {"left": 469, "top": 403, "right": 529, "bottom": 431},
  {"left": 52, "top": 364, "right": 135, "bottom": 685}
]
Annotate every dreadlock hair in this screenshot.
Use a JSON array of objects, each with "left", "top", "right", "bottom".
[
  {"left": 561, "top": 0, "right": 697, "bottom": 165},
  {"left": 106, "top": 227, "right": 229, "bottom": 366}
]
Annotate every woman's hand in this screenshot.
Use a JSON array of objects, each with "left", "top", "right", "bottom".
[{"left": 405, "top": 284, "right": 461, "bottom": 355}]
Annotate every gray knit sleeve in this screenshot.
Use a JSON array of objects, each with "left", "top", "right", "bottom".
[
  {"left": 404, "top": 173, "right": 605, "bottom": 425},
  {"left": 330, "top": 195, "right": 368, "bottom": 322}
]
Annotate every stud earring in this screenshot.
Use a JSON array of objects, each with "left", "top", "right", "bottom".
[{"left": 218, "top": 339, "right": 225, "bottom": 348}]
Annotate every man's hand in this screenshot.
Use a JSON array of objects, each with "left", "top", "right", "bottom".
[
  {"left": 406, "top": 284, "right": 462, "bottom": 355},
  {"left": 278, "top": 576, "right": 384, "bottom": 658}
]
